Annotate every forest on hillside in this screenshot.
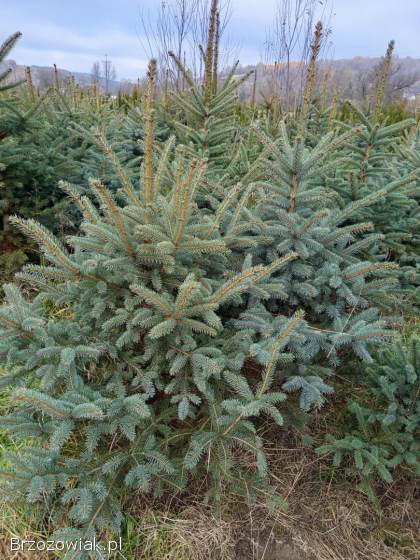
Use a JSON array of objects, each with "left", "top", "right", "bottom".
[{"left": 0, "top": 1, "right": 418, "bottom": 559}]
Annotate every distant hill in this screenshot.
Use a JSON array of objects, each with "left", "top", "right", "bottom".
[
  {"left": 0, "top": 59, "right": 133, "bottom": 95},
  {"left": 233, "top": 56, "right": 420, "bottom": 103},
  {"left": 2, "top": 55, "right": 420, "bottom": 101}
]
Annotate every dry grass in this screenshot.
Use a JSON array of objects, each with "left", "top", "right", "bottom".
[
  {"left": 0, "top": 501, "right": 50, "bottom": 560},
  {"left": 120, "top": 417, "right": 419, "bottom": 560},
  {"left": 121, "top": 505, "right": 237, "bottom": 560},
  {"left": 250, "top": 428, "right": 419, "bottom": 560}
]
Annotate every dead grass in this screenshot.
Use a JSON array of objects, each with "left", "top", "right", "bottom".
[
  {"left": 121, "top": 505, "right": 237, "bottom": 560},
  {"left": 0, "top": 434, "right": 418, "bottom": 560},
  {"left": 252, "top": 428, "right": 419, "bottom": 560},
  {"left": 0, "top": 501, "right": 50, "bottom": 560},
  {"left": 121, "top": 418, "right": 419, "bottom": 560}
]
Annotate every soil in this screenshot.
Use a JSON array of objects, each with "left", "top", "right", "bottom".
[{"left": 235, "top": 529, "right": 313, "bottom": 560}]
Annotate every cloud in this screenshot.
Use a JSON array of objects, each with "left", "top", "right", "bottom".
[
  {"left": 17, "top": 23, "right": 142, "bottom": 54},
  {"left": 0, "top": 19, "right": 149, "bottom": 79},
  {"left": 330, "top": 0, "right": 420, "bottom": 58},
  {"left": 1, "top": 0, "right": 419, "bottom": 79},
  {"left": 0, "top": 1, "right": 150, "bottom": 79}
]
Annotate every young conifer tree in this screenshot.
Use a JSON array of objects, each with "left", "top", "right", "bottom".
[
  {"left": 317, "top": 41, "right": 419, "bottom": 309},
  {"left": 236, "top": 23, "right": 405, "bottom": 408},
  {"left": 0, "top": 19, "right": 413, "bottom": 557},
  {"left": 0, "top": 32, "right": 82, "bottom": 284},
  {"left": 0, "top": 58, "right": 306, "bottom": 553},
  {"left": 317, "top": 337, "right": 419, "bottom": 502},
  {"left": 391, "top": 127, "right": 420, "bottom": 308},
  {"left": 167, "top": 0, "right": 253, "bottom": 174},
  {"left": 0, "top": 36, "right": 111, "bottom": 286}
]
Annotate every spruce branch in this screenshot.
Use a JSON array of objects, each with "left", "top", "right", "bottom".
[
  {"left": 257, "top": 310, "right": 304, "bottom": 398},
  {"left": 0, "top": 31, "right": 22, "bottom": 62},
  {"left": 210, "top": 252, "right": 296, "bottom": 306},
  {"left": 59, "top": 181, "right": 98, "bottom": 223},
  {"left": 25, "top": 66, "right": 35, "bottom": 101},
  {"left": 14, "top": 389, "right": 71, "bottom": 419},
  {"left": 298, "top": 21, "right": 323, "bottom": 138},
  {"left": 92, "top": 129, "right": 141, "bottom": 208},
  {"left": 204, "top": 0, "right": 218, "bottom": 104},
  {"left": 89, "top": 179, "right": 136, "bottom": 257},
  {"left": 373, "top": 40, "right": 395, "bottom": 122},
  {"left": 10, "top": 217, "right": 80, "bottom": 274},
  {"left": 212, "top": 10, "right": 220, "bottom": 96},
  {"left": 144, "top": 58, "right": 157, "bottom": 205},
  {"left": 222, "top": 310, "right": 304, "bottom": 437},
  {"left": 155, "top": 135, "right": 176, "bottom": 195},
  {"left": 0, "top": 32, "right": 25, "bottom": 92}
]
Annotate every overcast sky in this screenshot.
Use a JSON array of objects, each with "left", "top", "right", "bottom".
[{"left": 1, "top": 0, "right": 419, "bottom": 80}]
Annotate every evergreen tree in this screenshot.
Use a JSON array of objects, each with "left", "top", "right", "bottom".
[
  {"left": 167, "top": 1, "right": 254, "bottom": 175},
  {"left": 316, "top": 41, "right": 419, "bottom": 309},
  {"left": 0, "top": 17, "right": 417, "bottom": 558},
  {"left": 0, "top": 60, "right": 301, "bottom": 554},
  {"left": 0, "top": 32, "right": 24, "bottom": 96},
  {"left": 317, "top": 337, "right": 419, "bottom": 502}
]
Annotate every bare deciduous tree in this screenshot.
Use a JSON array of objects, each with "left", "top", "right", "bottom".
[
  {"left": 91, "top": 61, "right": 101, "bottom": 85},
  {"left": 382, "top": 59, "right": 420, "bottom": 102},
  {"left": 263, "top": 0, "right": 333, "bottom": 109},
  {"left": 101, "top": 55, "right": 116, "bottom": 94},
  {"left": 138, "top": 0, "right": 234, "bottom": 91}
]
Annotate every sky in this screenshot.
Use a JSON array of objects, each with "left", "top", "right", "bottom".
[{"left": 0, "top": 0, "right": 419, "bottom": 81}]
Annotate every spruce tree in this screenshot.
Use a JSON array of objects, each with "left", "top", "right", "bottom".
[
  {"left": 0, "top": 19, "right": 415, "bottom": 558},
  {"left": 167, "top": 1, "right": 253, "bottom": 175},
  {"left": 0, "top": 59, "right": 301, "bottom": 554},
  {"left": 317, "top": 42, "right": 419, "bottom": 312},
  {"left": 317, "top": 337, "right": 419, "bottom": 502}
]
